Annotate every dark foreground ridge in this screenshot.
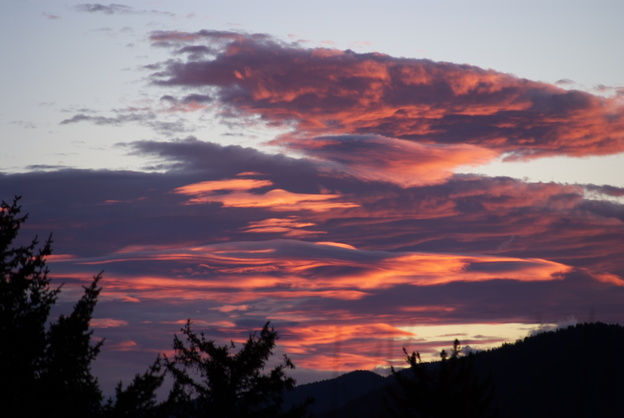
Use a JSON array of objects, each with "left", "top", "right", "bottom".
[{"left": 284, "top": 322, "right": 624, "bottom": 417}]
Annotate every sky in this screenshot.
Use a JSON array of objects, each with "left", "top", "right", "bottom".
[{"left": 2, "top": 0, "right": 624, "bottom": 393}]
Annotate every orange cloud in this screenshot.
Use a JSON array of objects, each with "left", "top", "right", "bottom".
[
  {"left": 281, "top": 323, "right": 413, "bottom": 355},
  {"left": 280, "top": 323, "right": 414, "bottom": 370},
  {"left": 212, "top": 304, "right": 251, "bottom": 313},
  {"left": 173, "top": 178, "right": 273, "bottom": 195},
  {"left": 241, "top": 217, "right": 324, "bottom": 237},
  {"left": 173, "top": 176, "right": 359, "bottom": 211},
  {"left": 585, "top": 270, "right": 624, "bottom": 286},
  {"left": 47, "top": 254, "right": 77, "bottom": 262},
  {"left": 291, "top": 351, "right": 390, "bottom": 371},
  {"left": 315, "top": 241, "right": 357, "bottom": 250},
  {"left": 192, "top": 188, "right": 358, "bottom": 211}
]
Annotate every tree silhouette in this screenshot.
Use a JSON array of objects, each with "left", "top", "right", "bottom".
[
  {"left": 163, "top": 319, "right": 308, "bottom": 418},
  {"left": 0, "top": 196, "right": 104, "bottom": 417},
  {"left": 389, "top": 339, "right": 498, "bottom": 418},
  {"left": 40, "top": 273, "right": 105, "bottom": 417},
  {"left": 1, "top": 196, "right": 57, "bottom": 417},
  {"left": 104, "top": 356, "right": 166, "bottom": 418}
]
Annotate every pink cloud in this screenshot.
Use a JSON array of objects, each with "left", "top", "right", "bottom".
[
  {"left": 91, "top": 318, "right": 128, "bottom": 328},
  {"left": 274, "top": 134, "right": 498, "bottom": 186}
]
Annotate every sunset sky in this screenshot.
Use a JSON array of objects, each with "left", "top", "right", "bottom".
[{"left": 2, "top": 0, "right": 624, "bottom": 393}]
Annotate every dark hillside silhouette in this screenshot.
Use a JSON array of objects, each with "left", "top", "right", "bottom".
[
  {"left": 472, "top": 322, "right": 624, "bottom": 417},
  {"left": 283, "top": 370, "right": 386, "bottom": 416}
]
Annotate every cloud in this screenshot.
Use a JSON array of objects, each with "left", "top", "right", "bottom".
[
  {"left": 241, "top": 217, "right": 322, "bottom": 238},
  {"left": 173, "top": 177, "right": 274, "bottom": 194},
  {"left": 91, "top": 318, "right": 128, "bottom": 328},
  {"left": 12, "top": 120, "right": 37, "bottom": 129},
  {"left": 106, "top": 340, "right": 139, "bottom": 351},
  {"left": 159, "top": 94, "right": 213, "bottom": 112},
  {"left": 75, "top": 3, "right": 135, "bottom": 14},
  {"left": 583, "top": 184, "right": 624, "bottom": 198},
  {"left": 42, "top": 12, "right": 61, "bottom": 20},
  {"left": 58, "top": 239, "right": 572, "bottom": 293},
  {"left": 147, "top": 30, "right": 624, "bottom": 161},
  {"left": 60, "top": 112, "right": 156, "bottom": 126},
  {"left": 75, "top": 3, "right": 174, "bottom": 17},
  {"left": 275, "top": 134, "right": 498, "bottom": 186},
  {"left": 202, "top": 188, "right": 354, "bottom": 211},
  {"left": 59, "top": 110, "right": 195, "bottom": 135}
]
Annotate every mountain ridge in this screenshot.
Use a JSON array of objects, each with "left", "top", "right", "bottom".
[{"left": 284, "top": 322, "right": 624, "bottom": 417}]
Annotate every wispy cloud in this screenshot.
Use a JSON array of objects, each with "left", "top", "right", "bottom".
[
  {"left": 60, "top": 112, "right": 156, "bottom": 126},
  {"left": 75, "top": 3, "right": 174, "bottom": 17}
]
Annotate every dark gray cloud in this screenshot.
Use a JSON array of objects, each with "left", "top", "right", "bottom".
[
  {"left": 583, "top": 184, "right": 624, "bottom": 197},
  {"left": 59, "top": 110, "right": 194, "bottom": 135},
  {"left": 60, "top": 112, "right": 156, "bottom": 126}
]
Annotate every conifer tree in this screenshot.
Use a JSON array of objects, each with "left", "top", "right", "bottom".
[
  {"left": 163, "top": 319, "right": 308, "bottom": 418},
  {"left": 0, "top": 196, "right": 104, "bottom": 417},
  {"left": 40, "top": 273, "right": 105, "bottom": 417}
]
